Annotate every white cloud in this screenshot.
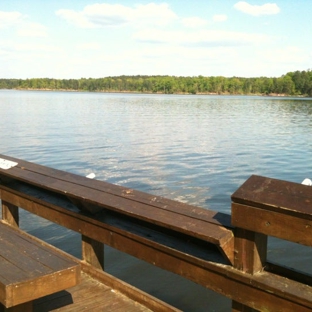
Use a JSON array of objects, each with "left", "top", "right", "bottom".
[
  {"left": 234, "top": 2, "right": 280, "bottom": 16},
  {"left": 0, "top": 11, "right": 24, "bottom": 28},
  {"left": 17, "top": 22, "right": 47, "bottom": 37},
  {"left": 261, "top": 46, "right": 309, "bottom": 64},
  {"left": 213, "top": 14, "right": 228, "bottom": 22},
  {"left": 56, "top": 3, "right": 177, "bottom": 28},
  {"left": 76, "top": 42, "right": 101, "bottom": 51},
  {"left": 0, "top": 41, "right": 62, "bottom": 54},
  {"left": 182, "top": 17, "right": 208, "bottom": 28},
  {"left": 133, "top": 29, "right": 270, "bottom": 48},
  {"left": 56, "top": 9, "right": 95, "bottom": 28}
]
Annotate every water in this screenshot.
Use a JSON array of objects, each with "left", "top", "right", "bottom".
[{"left": 1, "top": 90, "right": 312, "bottom": 311}]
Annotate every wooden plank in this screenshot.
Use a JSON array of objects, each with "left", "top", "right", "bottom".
[
  {"left": 80, "top": 263, "right": 182, "bottom": 312},
  {"left": 0, "top": 222, "right": 78, "bottom": 273},
  {"left": 33, "top": 272, "right": 165, "bottom": 312},
  {"left": 0, "top": 168, "right": 232, "bottom": 246},
  {"left": 232, "top": 203, "right": 312, "bottom": 246},
  {"left": 0, "top": 155, "right": 234, "bottom": 263},
  {"left": 0, "top": 186, "right": 231, "bottom": 268},
  {"left": 0, "top": 174, "right": 234, "bottom": 263},
  {"left": 231, "top": 175, "right": 312, "bottom": 219},
  {"left": 0, "top": 154, "right": 231, "bottom": 227}
]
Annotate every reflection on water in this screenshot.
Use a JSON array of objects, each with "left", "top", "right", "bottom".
[{"left": 1, "top": 90, "right": 312, "bottom": 311}]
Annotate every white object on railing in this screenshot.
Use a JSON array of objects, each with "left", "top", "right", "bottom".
[
  {"left": 0, "top": 158, "right": 18, "bottom": 170},
  {"left": 86, "top": 173, "right": 96, "bottom": 179},
  {"left": 302, "top": 178, "right": 312, "bottom": 186}
]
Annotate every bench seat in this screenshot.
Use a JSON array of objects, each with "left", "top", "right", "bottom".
[{"left": 0, "top": 221, "right": 80, "bottom": 311}]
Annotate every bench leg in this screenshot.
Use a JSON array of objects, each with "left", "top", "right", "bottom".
[{"left": 0, "top": 301, "right": 32, "bottom": 312}]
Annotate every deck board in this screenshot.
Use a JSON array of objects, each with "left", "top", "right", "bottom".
[{"left": 34, "top": 272, "right": 153, "bottom": 312}]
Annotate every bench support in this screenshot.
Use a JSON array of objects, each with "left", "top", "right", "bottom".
[
  {"left": 1, "top": 201, "right": 18, "bottom": 228},
  {"left": 82, "top": 235, "right": 104, "bottom": 270}
]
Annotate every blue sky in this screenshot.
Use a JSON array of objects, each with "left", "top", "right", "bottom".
[{"left": 1, "top": 1, "right": 311, "bottom": 79}]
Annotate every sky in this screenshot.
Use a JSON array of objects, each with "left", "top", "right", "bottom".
[{"left": 0, "top": 0, "right": 311, "bottom": 79}]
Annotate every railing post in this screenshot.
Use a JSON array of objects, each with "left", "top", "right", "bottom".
[
  {"left": 82, "top": 235, "right": 104, "bottom": 270},
  {"left": 233, "top": 228, "right": 267, "bottom": 274},
  {"left": 231, "top": 176, "right": 270, "bottom": 312},
  {"left": 2, "top": 200, "right": 19, "bottom": 227},
  {"left": 231, "top": 227, "right": 267, "bottom": 311}
]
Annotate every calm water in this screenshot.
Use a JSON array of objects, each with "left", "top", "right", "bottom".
[{"left": 1, "top": 90, "right": 312, "bottom": 311}]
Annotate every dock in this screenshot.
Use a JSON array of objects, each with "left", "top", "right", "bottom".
[{"left": 1, "top": 154, "right": 312, "bottom": 311}]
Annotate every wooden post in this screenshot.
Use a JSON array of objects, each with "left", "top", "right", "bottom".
[
  {"left": 82, "top": 235, "right": 104, "bottom": 270},
  {"left": 231, "top": 228, "right": 267, "bottom": 311},
  {"left": 234, "top": 228, "right": 267, "bottom": 274},
  {"left": 1, "top": 201, "right": 19, "bottom": 228}
]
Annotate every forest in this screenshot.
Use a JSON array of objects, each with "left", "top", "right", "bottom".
[{"left": 0, "top": 70, "right": 312, "bottom": 96}]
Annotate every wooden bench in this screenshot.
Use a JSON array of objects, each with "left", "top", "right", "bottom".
[
  {"left": 0, "top": 154, "right": 234, "bottom": 264},
  {"left": 0, "top": 221, "right": 80, "bottom": 312}
]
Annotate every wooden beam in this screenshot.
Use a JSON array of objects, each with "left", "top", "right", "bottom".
[{"left": 232, "top": 203, "right": 312, "bottom": 246}]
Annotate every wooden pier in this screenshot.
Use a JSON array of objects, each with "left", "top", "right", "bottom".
[{"left": 0, "top": 154, "right": 312, "bottom": 311}]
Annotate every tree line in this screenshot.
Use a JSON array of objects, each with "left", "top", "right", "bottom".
[{"left": 1, "top": 70, "right": 312, "bottom": 96}]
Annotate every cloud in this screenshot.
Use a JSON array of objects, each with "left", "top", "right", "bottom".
[
  {"left": 234, "top": 2, "right": 280, "bottom": 16},
  {"left": 17, "top": 22, "right": 47, "bottom": 37},
  {"left": 213, "top": 14, "right": 228, "bottom": 22},
  {"left": 261, "top": 46, "right": 310, "bottom": 64},
  {"left": 182, "top": 17, "right": 208, "bottom": 28},
  {"left": 133, "top": 29, "right": 270, "bottom": 48},
  {"left": 76, "top": 42, "right": 101, "bottom": 51},
  {"left": 56, "top": 3, "right": 177, "bottom": 28},
  {"left": 0, "top": 11, "right": 24, "bottom": 28}
]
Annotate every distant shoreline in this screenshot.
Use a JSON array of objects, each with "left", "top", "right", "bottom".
[
  {"left": 1, "top": 71, "right": 311, "bottom": 97},
  {"left": 3, "top": 88, "right": 309, "bottom": 98}
]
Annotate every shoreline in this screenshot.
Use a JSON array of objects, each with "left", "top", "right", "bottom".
[{"left": 3, "top": 88, "right": 310, "bottom": 98}]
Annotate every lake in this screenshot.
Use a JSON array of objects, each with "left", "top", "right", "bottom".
[{"left": 1, "top": 90, "right": 312, "bottom": 311}]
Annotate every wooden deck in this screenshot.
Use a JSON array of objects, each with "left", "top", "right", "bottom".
[{"left": 34, "top": 272, "right": 156, "bottom": 312}]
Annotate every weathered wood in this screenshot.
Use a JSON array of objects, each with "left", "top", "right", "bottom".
[
  {"left": 231, "top": 174, "right": 312, "bottom": 219},
  {"left": 34, "top": 272, "right": 164, "bottom": 312},
  {"left": 232, "top": 202, "right": 312, "bottom": 246},
  {"left": 80, "top": 262, "right": 182, "bottom": 312},
  {"left": 230, "top": 174, "right": 312, "bottom": 311},
  {"left": 3, "top": 182, "right": 312, "bottom": 310},
  {"left": 0, "top": 221, "right": 80, "bottom": 309},
  {"left": 0, "top": 154, "right": 234, "bottom": 264},
  {"left": 1, "top": 201, "right": 18, "bottom": 227},
  {"left": 0, "top": 154, "right": 232, "bottom": 226},
  {"left": 2, "top": 157, "right": 312, "bottom": 310},
  {"left": 234, "top": 228, "right": 267, "bottom": 274},
  {"left": 81, "top": 235, "right": 104, "bottom": 270}
]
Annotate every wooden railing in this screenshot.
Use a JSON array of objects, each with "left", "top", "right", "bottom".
[{"left": 1, "top": 155, "right": 312, "bottom": 311}]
